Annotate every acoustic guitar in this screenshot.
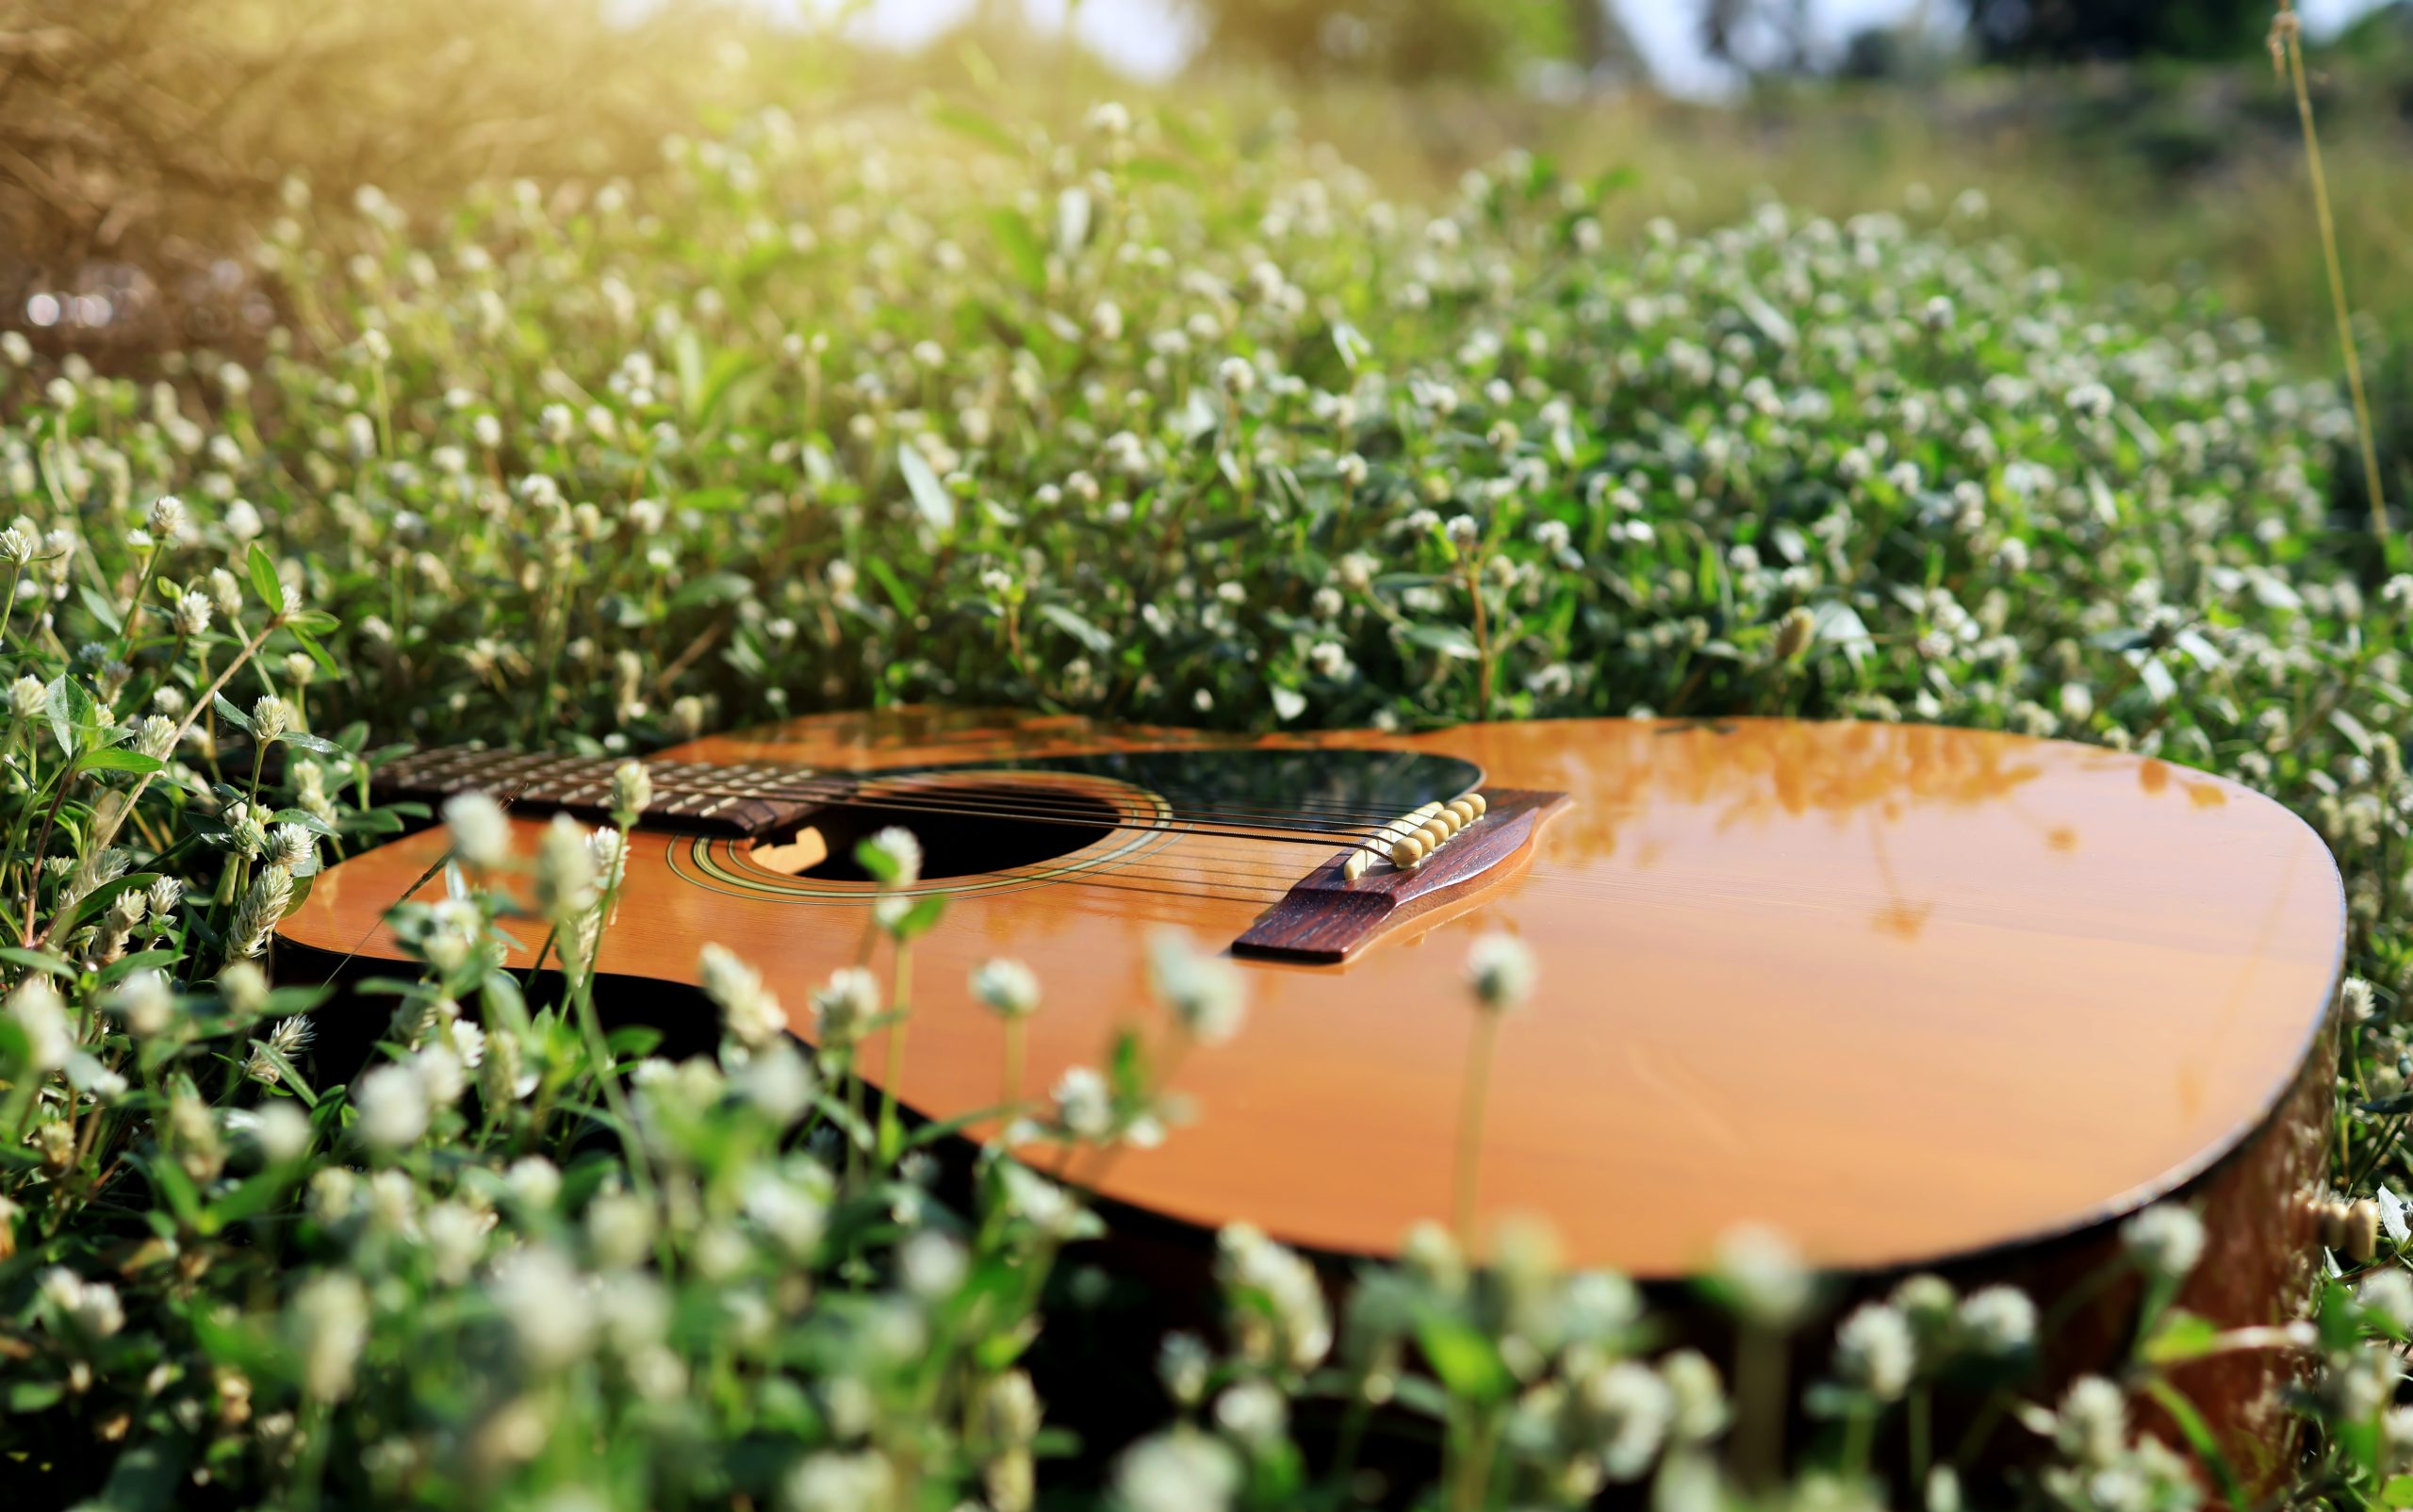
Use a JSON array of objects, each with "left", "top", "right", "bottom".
[{"left": 275, "top": 708, "right": 2343, "bottom": 1466}]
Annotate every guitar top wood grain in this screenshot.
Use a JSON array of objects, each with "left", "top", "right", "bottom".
[{"left": 280, "top": 711, "right": 2344, "bottom": 1279}]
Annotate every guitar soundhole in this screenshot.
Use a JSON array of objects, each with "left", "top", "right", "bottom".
[{"left": 748, "top": 782, "right": 1123, "bottom": 882}]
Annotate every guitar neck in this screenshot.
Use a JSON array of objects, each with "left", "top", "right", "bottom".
[{"left": 374, "top": 746, "right": 829, "bottom": 837}]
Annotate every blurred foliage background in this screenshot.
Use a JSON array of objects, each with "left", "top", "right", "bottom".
[{"left": 5, "top": 0, "right": 2410, "bottom": 517}]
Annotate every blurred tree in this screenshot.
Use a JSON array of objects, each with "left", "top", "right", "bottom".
[
  {"left": 1962, "top": 0, "right": 2271, "bottom": 62},
  {"left": 1699, "top": 0, "right": 1816, "bottom": 74},
  {"left": 1181, "top": 0, "right": 1638, "bottom": 84}
]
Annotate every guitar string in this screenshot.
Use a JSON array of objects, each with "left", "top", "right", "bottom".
[
  {"left": 387, "top": 752, "right": 1470, "bottom": 830},
  {"left": 398, "top": 775, "right": 1462, "bottom": 847}
]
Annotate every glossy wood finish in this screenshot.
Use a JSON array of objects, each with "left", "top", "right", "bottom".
[{"left": 280, "top": 711, "right": 2343, "bottom": 1281}]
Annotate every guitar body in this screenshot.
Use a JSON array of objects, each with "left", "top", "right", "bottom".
[{"left": 279, "top": 709, "right": 2342, "bottom": 1468}]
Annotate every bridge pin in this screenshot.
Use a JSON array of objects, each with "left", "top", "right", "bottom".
[{"left": 1390, "top": 834, "right": 1426, "bottom": 867}]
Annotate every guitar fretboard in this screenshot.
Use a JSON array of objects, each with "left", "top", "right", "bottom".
[{"left": 376, "top": 747, "right": 836, "bottom": 837}]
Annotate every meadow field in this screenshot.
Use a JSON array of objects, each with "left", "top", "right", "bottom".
[{"left": 1, "top": 4, "right": 2411, "bottom": 1507}]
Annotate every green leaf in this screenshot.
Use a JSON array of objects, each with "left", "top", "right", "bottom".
[
  {"left": 896, "top": 443, "right": 957, "bottom": 535},
  {"left": 204, "top": 1167, "right": 300, "bottom": 1232},
  {"left": 1036, "top": 603, "right": 1113, "bottom": 656},
  {"left": 213, "top": 694, "right": 255, "bottom": 734},
  {"left": 2141, "top": 1378, "right": 2241, "bottom": 1510},
  {"left": 288, "top": 623, "right": 338, "bottom": 677},
  {"left": 1413, "top": 1307, "right": 1513, "bottom": 1405},
  {"left": 853, "top": 837, "right": 904, "bottom": 885},
  {"left": 80, "top": 748, "right": 165, "bottom": 776},
  {"left": 2139, "top": 1308, "right": 2219, "bottom": 1363},
  {"left": 0, "top": 946, "right": 74, "bottom": 978},
  {"left": 247, "top": 542, "right": 285, "bottom": 617},
  {"left": 890, "top": 894, "right": 946, "bottom": 942},
  {"left": 91, "top": 1436, "right": 190, "bottom": 1512},
  {"left": 1401, "top": 622, "right": 1480, "bottom": 661},
  {"left": 986, "top": 208, "right": 1047, "bottom": 293},
  {"left": 46, "top": 673, "right": 96, "bottom": 757},
  {"left": 1332, "top": 320, "right": 1371, "bottom": 371},
  {"left": 77, "top": 582, "right": 125, "bottom": 634},
  {"left": 927, "top": 100, "right": 1023, "bottom": 156}
]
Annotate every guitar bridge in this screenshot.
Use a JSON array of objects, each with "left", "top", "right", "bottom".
[{"left": 1232, "top": 788, "right": 1570, "bottom": 964}]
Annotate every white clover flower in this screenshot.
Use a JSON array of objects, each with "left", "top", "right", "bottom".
[
  {"left": 251, "top": 1101, "right": 312, "bottom": 1164},
  {"left": 700, "top": 942, "right": 785, "bottom": 1048},
  {"left": 534, "top": 814, "right": 599, "bottom": 922},
  {"left": 9, "top": 675, "right": 48, "bottom": 722},
  {"left": 784, "top": 1452, "right": 895, "bottom": 1512},
  {"left": 490, "top": 1244, "right": 594, "bottom": 1368},
  {"left": 1148, "top": 929, "right": 1246, "bottom": 1045},
  {"left": 1714, "top": 1223, "right": 1811, "bottom": 1327},
  {"left": 1216, "top": 1224, "right": 1331, "bottom": 1371},
  {"left": 1583, "top": 1360, "right": 1672, "bottom": 1480},
  {"left": 971, "top": 957, "right": 1041, "bottom": 1019},
  {"left": 1832, "top": 1302, "right": 1916, "bottom": 1400},
  {"left": 2121, "top": 1203, "right": 2205, "bottom": 1280},
  {"left": 219, "top": 960, "right": 270, "bottom": 1017},
  {"left": 862, "top": 826, "right": 922, "bottom": 887},
  {"left": 2054, "top": 1375, "right": 2127, "bottom": 1467},
  {"left": 145, "top": 494, "right": 186, "bottom": 539},
  {"left": 810, "top": 964, "right": 879, "bottom": 1047},
  {"left": 1463, "top": 931, "right": 1535, "bottom": 1013},
  {"left": 289, "top": 1273, "right": 369, "bottom": 1402},
  {"left": 1053, "top": 1065, "right": 1113, "bottom": 1140},
  {"left": 587, "top": 1189, "right": 658, "bottom": 1269},
  {"left": 1956, "top": 1284, "right": 2036, "bottom": 1356},
  {"left": 250, "top": 694, "right": 290, "bottom": 743},
  {"left": 8, "top": 976, "right": 73, "bottom": 1072},
  {"left": 899, "top": 1229, "right": 968, "bottom": 1300},
  {"left": 505, "top": 1156, "right": 563, "bottom": 1210},
  {"left": 352, "top": 1062, "right": 430, "bottom": 1151},
  {"left": 1157, "top": 1331, "right": 1212, "bottom": 1407},
  {"left": 40, "top": 1267, "right": 124, "bottom": 1341},
  {"left": 267, "top": 822, "right": 316, "bottom": 870},
  {"left": 107, "top": 968, "right": 174, "bottom": 1037},
  {"left": 2360, "top": 1268, "right": 2413, "bottom": 1332},
  {"left": 611, "top": 760, "right": 651, "bottom": 819},
  {"left": 135, "top": 714, "right": 176, "bottom": 758},
  {"left": 1112, "top": 1429, "right": 1239, "bottom": 1512},
  {"left": 740, "top": 1169, "right": 827, "bottom": 1261}
]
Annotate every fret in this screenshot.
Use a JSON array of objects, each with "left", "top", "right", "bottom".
[{"left": 373, "top": 746, "right": 827, "bottom": 838}]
